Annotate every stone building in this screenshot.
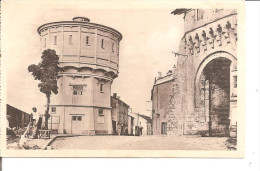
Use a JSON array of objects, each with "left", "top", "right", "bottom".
[
  {"left": 151, "top": 70, "right": 175, "bottom": 135},
  {"left": 168, "top": 9, "right": 238, "bottom": 136},
  {"left": 111, "top": 93, "right": 130, "bottom": 135},
  {"left": 37, "top": 17, "right": 122, "bottom": 135},
  {"left": 152, "top": 9, "right": 237, "bottom": 136},
  {"left": 129, "top": 112, "right": 152, "bottom": 136}
]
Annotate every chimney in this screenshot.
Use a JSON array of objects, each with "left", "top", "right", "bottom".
[
  {"left": 113, "top": 93, "right": 117, "bottom": 98},
  {"left": 158, "top": 72, "right": 162, "bottom": 78}
]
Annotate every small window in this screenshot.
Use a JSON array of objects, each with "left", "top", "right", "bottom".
[
  {"left": 101, "top": 39, "right": 104, "bottom": 48},
  {"left": 86, "top": 36, "right": 89, "bottom": 45},
  {"left": 112, "top": 43, "right": 114, "bottom": 52},
  {"left": 51, "top": 107, "right": 56, "bottom": 113},
  {"left": 73, "top": 90, "right": 78, "bottom": 95},
  {"left": 54, "top": 36, "right": 57, "bottom": 45},
  {"left": 233, "top": 76, "right": 237, "bottom": 88},
  {"left": 44, "top": 38, "right": 46, "bottom": 47},
  {"left": 77, "top": 116, "right": 82, "bottom": 121},
  {"left": 98, "top": 109, "right": 103, "bottom": 116},
  {"left": 100, "top": 84, "right": 104, "bottom": 93},
  {"left": 73, "top": 85, "right": 83, "bottom": 95},
  {"left": 69, "top": 35, "right": 73, "bottom": 45},
  {"left": 72, "top": 116, "right": 77, "bottom": 121}
]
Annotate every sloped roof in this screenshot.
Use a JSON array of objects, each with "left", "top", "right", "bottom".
[{"left": 138, "top": 114, "right": 152, "bottom": 123}]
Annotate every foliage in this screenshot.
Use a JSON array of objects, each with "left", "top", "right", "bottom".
[{"left": 28, "top": 49, "right": 63, "bottom": 129}]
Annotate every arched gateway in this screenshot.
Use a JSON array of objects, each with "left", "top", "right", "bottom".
[{"left": 194, "top": 51, "right": 237, "bottom": 136}]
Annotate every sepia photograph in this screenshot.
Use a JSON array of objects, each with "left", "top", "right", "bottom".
[{"left": 0, "top": 0, "right": 245, "bottom": 157}]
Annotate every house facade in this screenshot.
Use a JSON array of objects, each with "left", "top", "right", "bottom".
[
  {"left": 38, "top": 17, "right": 122, "bottom": 135},
  {"left": 129, "top": 112, "right": 152, "bottom": 136},
  {"left": 151, "top": 70, "right": 175, "bottom": 135},
  {"left": 111, "top": 93, "right": 130, "bottom": 135},
  {"left": 166, "top": 9, "right": 238, "bottom": 136}
]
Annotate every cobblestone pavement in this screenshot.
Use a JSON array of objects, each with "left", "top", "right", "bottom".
[{"left": 50, "top": 135, "right": 230, "bottom": 150}]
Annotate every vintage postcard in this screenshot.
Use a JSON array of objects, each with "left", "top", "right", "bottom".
[{"left": 0, "top": 0, "right": 245, "bottom": 157}]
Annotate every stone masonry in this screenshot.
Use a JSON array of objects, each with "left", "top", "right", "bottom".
[{"left": 166, "top": 9, "right": 238, "bottom": 136}]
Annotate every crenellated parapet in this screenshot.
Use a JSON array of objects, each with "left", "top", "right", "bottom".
[
  {"left": 169, "top": 9, "right": 238, "bottom": 137},
  {"left": 182, "top": 19, "right": 237, "bottom": 56}
]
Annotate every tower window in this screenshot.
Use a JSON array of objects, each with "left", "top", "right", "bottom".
[
  {"left": 77, "top": 116, "right": 82, "bottom": 121},
  {"left": 100, "top": 84, "right": 104, "bottom": 93},
  {"left": 54, "top": 36, "right": 57, "bottom": 45},
  {"left": 73, "top": 85, "right": 83, "bottom": 95},
  {"left": 86, "top": 36, "right": 89, "bottom": 45},
  {"left": 69, "top": 35, "right": 73, "bottom": 45},
  {"left": 112, "top": 43, "right": 114, "bottom": 52},
  {"left": 72, "top": 116, "right": 82, "bottom": 121},
  {"left": 233, "top": 76, "right": 237, "bottom": 88},
  {"left": 72, "top": 116, "right": 77, "bottom": 121},
  {"left": 51, "top": 107, "right": 56, "bottom": 113},
  {"left": 44, "top": 38, "right": 46, "bottom": 47},
  {"left": 98, "top": 109, "right": 104, "bottom": 116},
  {"left": 101, "top": 39, "right": 104, "bottom": 48}
]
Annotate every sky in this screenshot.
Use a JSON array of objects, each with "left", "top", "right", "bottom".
[{"left": 2, "top": 1, "right": 184, "bottom": 116}]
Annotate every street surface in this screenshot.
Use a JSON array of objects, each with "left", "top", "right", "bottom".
[{"left": 50, "top": 135, "right": 230, "bottom": 150}]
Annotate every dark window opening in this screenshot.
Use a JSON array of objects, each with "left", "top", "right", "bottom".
[
  {"left": 101, "top": 39, "right": 104, "bottom": 48},
  {"left": 73, "top": 90, "right": 77, "bottom": 95},
  {"left": 72, "top": 116, "right": 77, "bottom": 121},
  {"left": 234, "top": 76, "right": 237, "bottom": 88},
  {"left": 86, "top": 36, "right": 89, "bottom": 45},
  {"left": 72, "top": 116, "right": 82, "bottom": 121},
  {"left": 51, "top": 107, "right": 56, "bottom": 113},
  {"left": 77, "top": 116, "right": 82, "bottom": 121},
  {"left": 100, "top": 84, "right": 104, "bottom": 93},
  {"left": 73, "top": 85, "right": 83, "bottom": 95},
  {"left": 98, "top": 109, "right": 104, "bottom": 116},
  {"left": 112, "top": 43, "right": 114, "bottom": 52}
]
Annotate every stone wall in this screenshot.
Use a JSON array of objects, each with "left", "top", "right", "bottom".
[
  {"left": 169, "top": 9, "right": 238, "bottom": 136},
  {"left": 152, "top": 76, "right": 174, "bottom": 135}
]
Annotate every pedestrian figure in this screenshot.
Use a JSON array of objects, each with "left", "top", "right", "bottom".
[
  {"left": 118, "top": 125, "right": 121, "bottom": 136},
  {"left": 33, "top": 117, "right": 42, "bottom": 139},
  {"left": 31, "top": 107, "right": 37, "bottom": 124}
]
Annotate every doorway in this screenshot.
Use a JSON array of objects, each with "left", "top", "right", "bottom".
[
  {"left": 71, "top": 115, "right": 83, "bottom": 134},
  {"left": 161, "top": 122, "right": 167, "bottom": 135},
  {"left": 200, "top": 57, "right": 231, "bottom": 136}
]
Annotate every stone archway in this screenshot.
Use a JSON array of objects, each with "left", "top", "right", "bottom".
[{"left": 194, "top": 51, "right": 237, "bottom": 136}]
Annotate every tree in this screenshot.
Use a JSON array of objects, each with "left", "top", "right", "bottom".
[{"left": 28, "top": 49, "right": 63, "bottom": 130}]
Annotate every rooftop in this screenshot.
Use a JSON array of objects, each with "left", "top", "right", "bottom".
[{"left": 37, "top": 17, "right": 122, "bottom": 41}]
